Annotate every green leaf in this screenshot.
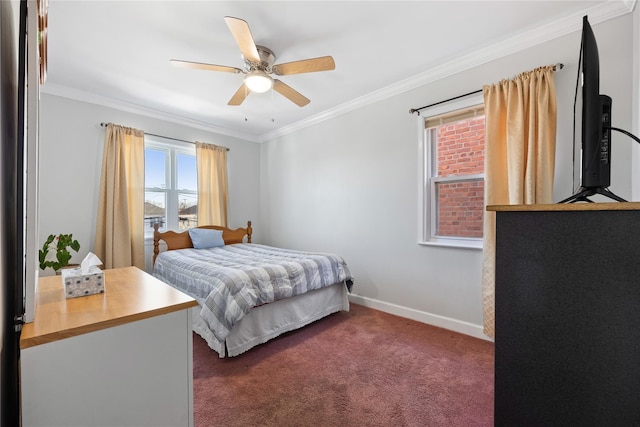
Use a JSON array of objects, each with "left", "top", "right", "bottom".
[
  {"left": 39, "top": 233, "right": 81, "bottom": 271},
  {"left": 57, "top": 250, "right": 71, "bottom": 267}
]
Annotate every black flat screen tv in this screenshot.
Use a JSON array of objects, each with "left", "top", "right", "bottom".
[
  {"left": 581, "top": 15, "right": 611, "bottom": 189},
  {"left": 560, "top": 15, "right": 624, "bottom": 203}
]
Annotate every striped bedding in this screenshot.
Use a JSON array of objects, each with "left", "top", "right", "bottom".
[{"left": 153, "top": 243, "right": 354, "bottom": 345}]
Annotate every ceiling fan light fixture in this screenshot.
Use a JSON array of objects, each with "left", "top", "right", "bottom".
[{"left": 244, "top": 70, "right": 273, "bottom": 93}]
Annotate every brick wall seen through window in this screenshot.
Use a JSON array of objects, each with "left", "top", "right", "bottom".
[{"left": 435, "top": 117, "right": 485, "bottom": 238}]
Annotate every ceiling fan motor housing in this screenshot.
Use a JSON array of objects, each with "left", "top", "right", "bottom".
[{"left": 244, "top": 45, "right": 276, "bottom": 72}]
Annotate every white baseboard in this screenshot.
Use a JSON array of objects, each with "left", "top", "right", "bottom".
[{"left": 347, "top": 294, "right": 493, "bottom": 342}]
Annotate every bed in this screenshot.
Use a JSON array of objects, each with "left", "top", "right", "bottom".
[{"left": 152, "top": 221, "right": 354, "bottom": 357}]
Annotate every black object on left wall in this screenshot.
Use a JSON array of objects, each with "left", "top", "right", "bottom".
[{"left": 0, "top": 0, "right": 27, "bottom": 426}]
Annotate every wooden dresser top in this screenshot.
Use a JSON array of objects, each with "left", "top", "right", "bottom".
[
  {"left": 487, "top": 202, "right": 640, "bottom": 212},
  {"left": 21, "top": 266, "right": 198, "bottom": 349}
]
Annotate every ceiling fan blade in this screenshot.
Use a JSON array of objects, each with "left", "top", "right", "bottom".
[
  {"left": 224, "top": 16, "right": 260, "bottom": 63},
  {"left": 273, "top": 79, "right": 310, "bottom": 107},
  {"left": 273, "top": 56, "right": 335, "bottom": 76},
  {"left": 228, "top": 83, "right": 250, "bottom": 106},
  {"left": 170, "top": 59, "right": 242, "bottom": 74}
]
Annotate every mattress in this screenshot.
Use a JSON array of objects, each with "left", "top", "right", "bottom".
[
  {"left": 192, "top": 282, "right": 349, "bottom": 357},
  {"left": 153, "top": 243, "right": 354, "bottom": 357}
]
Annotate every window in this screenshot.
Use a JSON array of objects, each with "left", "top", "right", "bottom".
[
  {"left": 144, "top": 137, "right": 197, "bottom": 237},
  {"left": 421, "top": 96, "right": 485, "bottom": 248}
]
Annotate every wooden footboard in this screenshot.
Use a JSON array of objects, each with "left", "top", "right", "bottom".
[{"left": 153, "top": 221, "right": 252, "bottom": 265}]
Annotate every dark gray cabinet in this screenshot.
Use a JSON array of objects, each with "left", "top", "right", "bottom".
[{"left": 492, "top": 203, "right": 640, "bottom": 427}]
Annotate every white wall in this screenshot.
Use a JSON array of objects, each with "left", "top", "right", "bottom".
[
  {"left": 37, "top": 94, "right": 261, "bottom": 275},
  {"left": 260, "top": 14, "right": 636, "bottom": 338},
  {"left": 36, "top": 13, "right": 637, "bottom": 339},
  {"left": 592, "top": 13, "right": 635, "bottom": 200}
]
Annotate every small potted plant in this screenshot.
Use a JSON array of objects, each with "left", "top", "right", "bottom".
[{"left": 39, "top": 233, "right": 81, "bottom": 273}]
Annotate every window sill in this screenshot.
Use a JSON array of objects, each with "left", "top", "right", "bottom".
[{"left": 418, "top": 239, "right": 483, "bottom": 250}]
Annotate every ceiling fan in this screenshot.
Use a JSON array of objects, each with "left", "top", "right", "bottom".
[{"left": 170, "top": 16, "right": 335, "bottom": 107}]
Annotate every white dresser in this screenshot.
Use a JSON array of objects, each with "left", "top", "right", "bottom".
[{"left": 20, "top": 266, "right": 199, "bottom": 427}]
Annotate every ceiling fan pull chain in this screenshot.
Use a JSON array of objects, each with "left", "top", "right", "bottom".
[{"left": 271, "top": 89, "right": 275, "bottom": 123}]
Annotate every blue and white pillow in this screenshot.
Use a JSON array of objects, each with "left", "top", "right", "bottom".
[{"left": 188, "top": 228, "right": 225, "bottom": 249}]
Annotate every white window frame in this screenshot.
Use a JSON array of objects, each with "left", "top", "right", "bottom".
[
  {"left": 144, "top": 136, "right": 197, "bottom": 238},
  {"left": 418, "top": 93, "right": 484, "bottom": 250}
]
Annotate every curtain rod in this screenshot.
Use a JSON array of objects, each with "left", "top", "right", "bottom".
[
  {"left": 99, "top": 122, "right": 230, "bottom": 151},
  {"left": 409, "top": 63, "right": 564, "bottom": 116}
]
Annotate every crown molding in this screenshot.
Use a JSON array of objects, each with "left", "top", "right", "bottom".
[
  {"left": 623, "top": 0, "right": 637, "bottom": 12},
  {"left": 41, "top": 1, "right": 634, "bottom": 145},
  {"left": 259, "top": 0, "right": 633, "bottom": 143},
  {"left": 40, "top": 83, "right": 261, "bottom": 143}
]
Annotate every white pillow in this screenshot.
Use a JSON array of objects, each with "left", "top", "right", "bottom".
[{"left": 188, "top": 228, "right": 225, "bottom": 249}]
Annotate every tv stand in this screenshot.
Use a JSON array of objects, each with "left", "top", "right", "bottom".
[
  {"left": 558, "top": 186, "right": 626, "bottom": 203},
  {"left": 490, "top": 203, "right": 640, "bottom": 426}
]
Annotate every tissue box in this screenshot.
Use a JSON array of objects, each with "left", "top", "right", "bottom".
[{"left": 61, "top": 266, "right": 105, "bottom": 299}]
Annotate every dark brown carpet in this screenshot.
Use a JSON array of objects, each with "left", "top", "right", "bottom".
[{"left": 193, "top": 303, "right": 494, "bottom": 427}]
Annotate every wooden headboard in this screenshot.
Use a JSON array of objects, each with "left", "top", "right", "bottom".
[{"left": 153, "top": 221, "right": 252, "bottom": 265}]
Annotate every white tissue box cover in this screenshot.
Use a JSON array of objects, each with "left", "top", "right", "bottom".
[{"left": 61, "top": 266, "right": 105, "bottom": 299}]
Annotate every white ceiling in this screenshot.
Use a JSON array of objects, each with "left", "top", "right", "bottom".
[{"left": 42, "top": 1, "right": 633, "bottom": 142}]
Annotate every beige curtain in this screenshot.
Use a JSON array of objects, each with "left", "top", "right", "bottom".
[
  {"left": 94, "top": 123, "right": 145, "bottom": 270},
  {"left": 195, "top": 142, "right": 229, "bottom": 227},
  {"left": 481, "top": 65, "right": 557, "bottom": 338}
]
